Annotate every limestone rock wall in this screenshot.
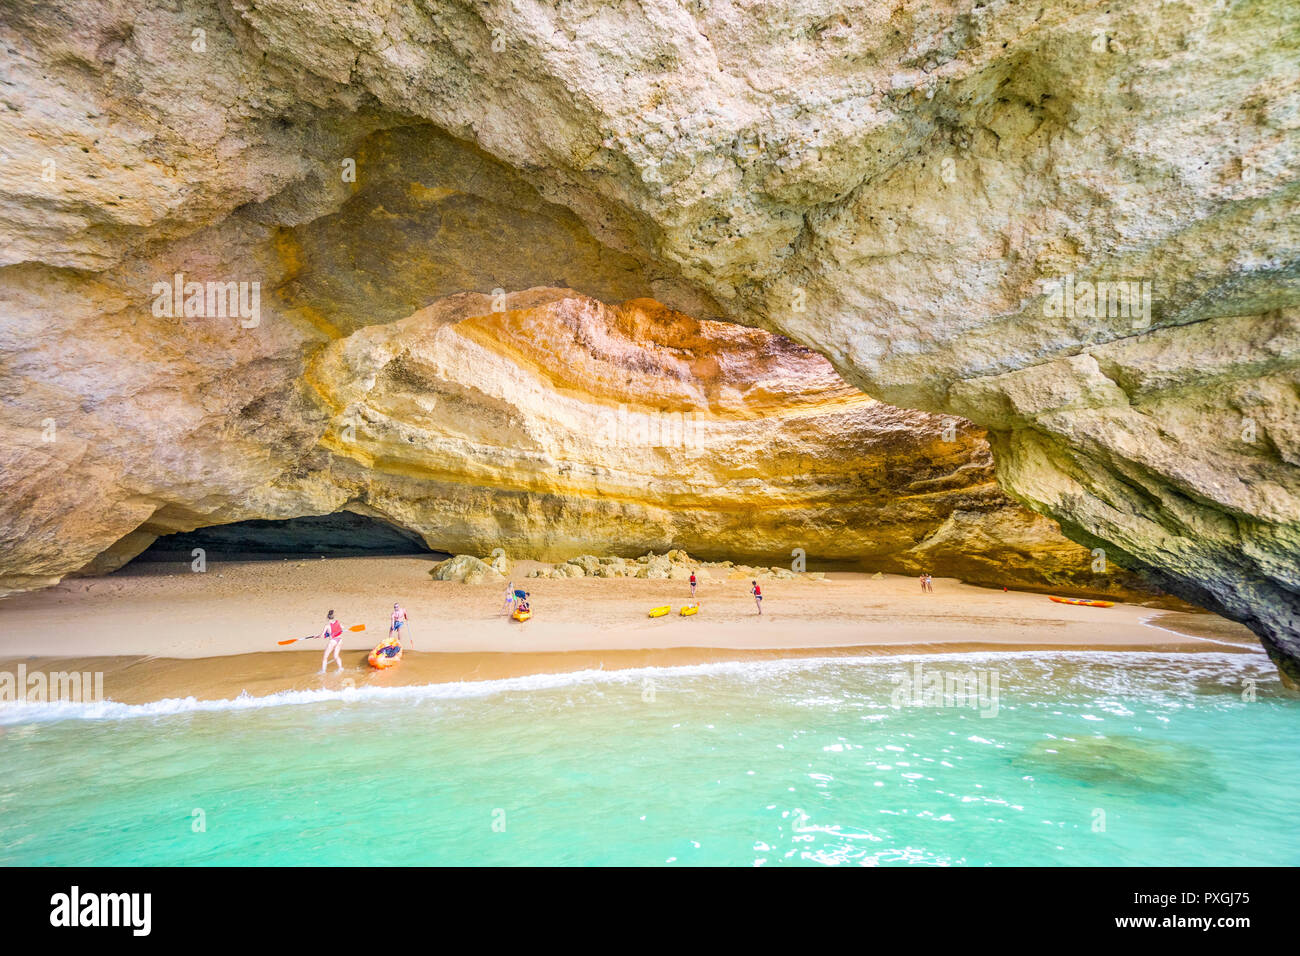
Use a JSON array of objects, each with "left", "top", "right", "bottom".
[
  {"left": 0, "top": 277, "right": 1138, "bottom": 595},
  {"left": 306, "top": 293, "right": 1139, "bottom": 591}
]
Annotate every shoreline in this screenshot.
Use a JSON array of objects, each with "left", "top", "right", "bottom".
[
  {"left": 0, "top": 636, "right": 1265, "bottom": 709},
  {"left": 0, "top": 556, "right": 1265, "bottom": 706}
]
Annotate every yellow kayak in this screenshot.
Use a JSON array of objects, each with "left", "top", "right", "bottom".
[
  {"left": 1049, "top": 596, "right": 1115, "bottom": 608},
  {"left": 512, "top": 609, "right": 532, "bottom": 621},
  {"left": 648, "top": 606, "right": 671, "bottom": 618},
  {"left": 680, "top": 604, "right": 699, "bottom": 616}
]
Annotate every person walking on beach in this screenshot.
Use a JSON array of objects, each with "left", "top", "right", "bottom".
[
  {"left": 751, "top": 580, "right": 763, "bottom": 615},
  {"left": 390, "top": 602, "right": 410, "bottom": 647},
  {"left": 690, "top": 572, "right": 697, "bottom": 599},
  {"left": 319, "top": 609, "right": 345, "bottom": 673},
  {"left": 502, "top": 580, "right": 517, "bottom": 616}
]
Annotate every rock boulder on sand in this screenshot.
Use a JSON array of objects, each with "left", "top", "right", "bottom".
[
  {"left": 567, "top": 555, "right": 603, "bottom": 575},
  {"left": 429, "top": 555, "right": 504, "bottom": 585}
]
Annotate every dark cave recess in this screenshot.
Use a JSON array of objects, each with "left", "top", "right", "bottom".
[{"left": 131, "top": 512, "right": 444, "bottom": 561}]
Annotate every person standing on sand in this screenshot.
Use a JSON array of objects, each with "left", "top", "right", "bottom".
[
  {"left": 926, "top": 573, "right": 934, "bottom": 593},
  {"left": 390, "top": 602, "right": 410, "bottom": 646},
  {"left": 920, "top": 572, "right": 928, "bottom": 593},
  {"left": 751, "top": 580, "right": 763, "bottom": 615},
  {"left": 319, "top": 609, "right": 345, "bottom": 673},
  {"left": 690, "top": 572, "right": 697, "bottom": 599},
  {"left": 502, "top": 580, "right": 517, "bottom": 616}
]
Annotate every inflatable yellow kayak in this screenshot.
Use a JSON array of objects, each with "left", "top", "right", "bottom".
[
  {"left": 680, "top": 604, "right": 699, "bottom": 616},
  {"left": 512, "top": 609, "right": 532, "bottom": 622},
  {"left": 648, "top": 606, "right": 671, "bottom": 618},
  {"left": 368, "top": 637, "right": 403, "bottom": 669},
  {"left": 1049, "top": 596, "right": 1116, "bottom": 608}
]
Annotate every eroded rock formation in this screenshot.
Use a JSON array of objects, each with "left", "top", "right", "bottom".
[
  {"left": 0, "top": 1, "right": 1296, "bottom": 675},
  {"left": 1, "top": 284, "right": 1137, "bottom": 594}
]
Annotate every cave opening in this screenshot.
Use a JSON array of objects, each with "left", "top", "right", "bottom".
[{"left": 131, "top": 512, "right": 445, "bottom": 563}]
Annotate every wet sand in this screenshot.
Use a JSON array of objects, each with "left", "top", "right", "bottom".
[{"left": 0, "top": 556, "right": 1263, "bottom": 703}]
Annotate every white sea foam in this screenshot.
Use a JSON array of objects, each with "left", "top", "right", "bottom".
[{"left": 0, "top": 649, "right": 1272, "bottom": 726}]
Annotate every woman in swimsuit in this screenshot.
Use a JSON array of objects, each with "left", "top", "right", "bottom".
[
  {"left": 320, "top": 609, "right": 345, "bottom": 673},
  {"left": 502, "top": 581, "right": 517, "bottom": 616},
  {"left": 751, "top": 580, "right": 763, "bottom": 615}
]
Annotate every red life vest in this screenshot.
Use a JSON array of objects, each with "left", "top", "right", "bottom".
[{"left": 330, "top": 620, "right": 343, "bottom": 638}]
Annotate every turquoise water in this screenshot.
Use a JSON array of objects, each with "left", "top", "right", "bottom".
[{"left": 0, "top": 651, "right": 1296, "bottom": 866}]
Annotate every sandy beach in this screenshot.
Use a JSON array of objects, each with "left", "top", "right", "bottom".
[{"left": 0, "top": 556, "right": 1262, "bottom": 704}]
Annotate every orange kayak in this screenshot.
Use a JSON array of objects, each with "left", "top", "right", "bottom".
[
  {"left": 368, "top": 637, "right": 403, "bottom": 668},
  {"left": 1049, "top": 596, "right": 1116, "bottom": 608},
  {"left": 512, "top": 609, "right": 532, "bottom": 622}
]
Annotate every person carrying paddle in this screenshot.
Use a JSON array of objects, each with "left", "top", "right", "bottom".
[
  {"left": 390, "top": 602, "right": 410, "bottom": 647},
  {"left": 320, "top": 609, "right": 346, "bottom": 673},
  {"left": 751, "top": 580, "right": 763, "bottom": 615}
]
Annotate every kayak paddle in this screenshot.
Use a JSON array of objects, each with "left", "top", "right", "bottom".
[{"left": 278, "top": 624, "right": 366, "bottom": 646}]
